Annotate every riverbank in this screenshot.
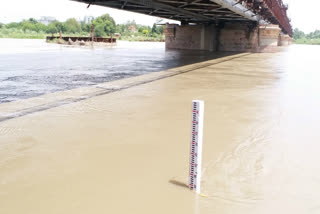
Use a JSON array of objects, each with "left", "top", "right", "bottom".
[
  {"left": 46, "top": 36, "right": 117, "bottom": 47},
  {"left": 3, "top": 30, "right": 318, "bottom": 44},
  {"left": 0, "top": 29, "right": 165, "bottom": 42},
  {"left": 294, "top": 38, "right": 320, "bottom": 45},
  {"left": 0, "top": 28, "right": 90, "bottom": 39},
  {"left": 1, "top": 45, "right": 320, "bottom": 213}
]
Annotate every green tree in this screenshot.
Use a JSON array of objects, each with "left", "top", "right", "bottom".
[
  {"left": 142, "top": 29, "right": 149, "bottom": 35},
  {"left": 116, "top": 24, "right": 126, "bottom": 34},
  {"left": 151, "top": 23, "right": 159, "bottom": 34},
  {"left": 28, "top": 18, "right": 38, "bottom": 24},
  {"left": 158, "top": 25, "right": 164, "bottom": 34},
  {"left": 314, "top": 30, "right": 320, "bottom": 38},
  {"left": 0, "top": 23, "right": 4, "bottom": 28},
  {"left": 64, "top": 18, "right": 81, "bottom": 34},
  {"left": 93, "top": 14, "right": 116, "bottom": 37},
  {"left": 94, "top": 24, "right": 106, "bottom": 37},
  {"left": 53, "top": 21, "right": 66, "bottom": 33},
  {"left": 293, "top": 28, "right": 305, "bottom": 40},
  {"left": 150, "top": 24, "right": 165, "bottom": 37},
  {"left": 46, "top": 23, "right": 58, "bottom": 35},
  {"left": 19, "top": 18, "right": 47, "bottom": 33},
  {"left": 80, "top": 21, "right": 91, "bottom": 33},
  {"left": 21, "top": 20, "right": 37, "bottom": 32},
  {"left": 34, "top": 22, "right": 47, "bottom": 32},
  {"left": 80, "top": 16, "right": 94, "bottom": 33},
  {"left": 6, "top": 22, "right": 20, "bottom": 29},
  {"left": 308, "top": 30, "right": 320, "bottom": 39},
  {"left": 138, "top": 25, "right": 149, "bottom": 33}
]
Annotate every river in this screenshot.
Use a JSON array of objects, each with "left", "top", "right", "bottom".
[
  {"left": 0, "top": 39, "right": 231, "bottom": 103},
  {"left": 0, "top": 39, "right": 320, "bottom": 213}
]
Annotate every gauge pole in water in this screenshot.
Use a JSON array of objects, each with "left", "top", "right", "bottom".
[{"left": 189, "top": 100, "right": 204, "bottom": 194}]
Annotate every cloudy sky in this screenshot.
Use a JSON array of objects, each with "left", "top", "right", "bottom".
[
  {"left": 0, "top": 0, "right": 319, "bottom": 32},
  {"left": 0, "top": 0, "right": 166, "bottom": 26}
]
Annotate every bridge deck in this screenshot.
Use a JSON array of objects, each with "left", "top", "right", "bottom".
[{"left": 73, "top": 0, "right": 292, "bottom": 35}]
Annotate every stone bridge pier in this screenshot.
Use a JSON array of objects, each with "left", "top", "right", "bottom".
[
  {"left": 279, "top": 33, "right": 293, "bottom": 46},
  {"left": 164, "top": 23, "right": 291, "bottom": 52}
]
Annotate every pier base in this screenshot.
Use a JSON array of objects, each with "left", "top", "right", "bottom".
[
  {"left": 165, "top": 23, "right": 287, "bottom": 53},
  {"left": 164, "top": 24, "right": 217, "bottom": 51},
  {"left": 279, "top": 33, "right": 292, "bottom": 46},
  {"left": 258, "top": 24, "right": 282, "bottom": 52},
  {"left": 218, "top": 23, "right": 259, "bottom": 52}
]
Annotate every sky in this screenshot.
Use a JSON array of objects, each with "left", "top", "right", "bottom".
[
  {"left": 0, "top": 0, "right": 173, "bottom": 26},
  {"left": 0, "top": 0, "right": 319, "bottom": 32},
  {"left": 283, "top": 0, "right": 320, "bottom": 33}
]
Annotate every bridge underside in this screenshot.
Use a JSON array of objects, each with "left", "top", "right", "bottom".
[
  {"left": 74, "top": 0, "right": 291, "bottom": 34},
  {"left": 75, "top": 0, "right": 258, "bottom": 23},
  {"left": 73, "top": 0, "right": 293, "bottom": 52}
]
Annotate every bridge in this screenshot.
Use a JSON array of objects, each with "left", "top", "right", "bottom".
[{"left": 73, "top": 0, "right": 293, "bottom": 52}]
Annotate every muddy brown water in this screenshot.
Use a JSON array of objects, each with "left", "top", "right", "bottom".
[{"left": 0, "top": 44, "right": 320, "bottom": 213}]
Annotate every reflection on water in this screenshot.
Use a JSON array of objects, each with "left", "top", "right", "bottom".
[{"left": 0, "top": 39, "right": 232, "bottom": 103}]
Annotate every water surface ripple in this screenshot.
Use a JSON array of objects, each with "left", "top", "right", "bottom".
[{"left": 0, "top": 39, "right": 232, "bottom": 103}]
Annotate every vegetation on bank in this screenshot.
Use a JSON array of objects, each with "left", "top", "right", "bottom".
[
  {"left": 1, "top": 17, "right": 320, "bottom": 45},
  {"left": 293, "top": 28, "right": 320, "bottom": 45},
  {"left": 0, "top": 14, "right": 165, "bottom": 42}
]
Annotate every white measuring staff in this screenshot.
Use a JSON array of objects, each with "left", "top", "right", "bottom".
[{"left": 189, "top": 100, "right": 204, "bottom": 194}]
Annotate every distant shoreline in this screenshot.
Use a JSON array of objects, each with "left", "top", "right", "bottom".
[
  {"left": 0, "top": 36, "right": 165, "bottom": 42},
  {"left": 293, "top": 39, "right": 320, "bottom": 45}
]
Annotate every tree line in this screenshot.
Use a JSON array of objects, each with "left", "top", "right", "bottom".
[
  {"left": 293, "top": 28, "right": 320, "bottom": 45},
  {"left": 293, "top": 28, "right": 320, "bottom": 40},
  {"left": 0, "top": 14, "right": 165, "bottom": 39}
]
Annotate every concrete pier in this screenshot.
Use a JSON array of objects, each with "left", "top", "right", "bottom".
[
  {"left": 165, "top": 23, "right": 288, "bottom": 52},
  {"left": 164, "top": 24, "right": 217, "bottom": 51},
  {"left": 279, "top": 33, "right": 293, "bottom": 46},
  {"left": 218, "top": 23, "right": 259, "bottom": 52},
  {"left": 258, "top": 24, "right": 282, "bottom": 52}
]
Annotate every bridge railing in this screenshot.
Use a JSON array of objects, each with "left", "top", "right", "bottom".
[
  {"left": 241, "top": 0, "right": 292, "bottom": 36},
  {"left": 262, "top": 0, "right": 292, "bottom": 36}
]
